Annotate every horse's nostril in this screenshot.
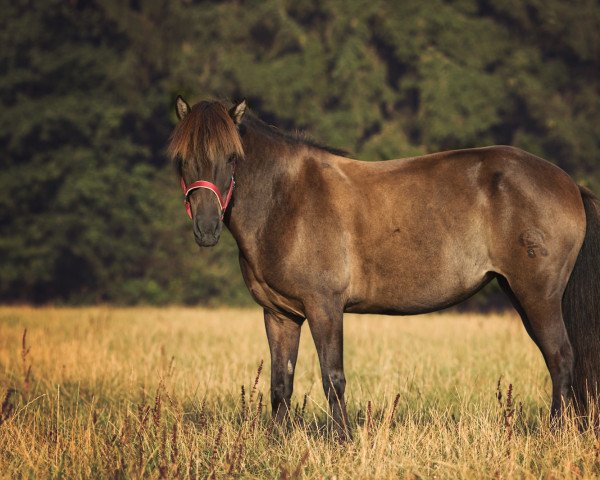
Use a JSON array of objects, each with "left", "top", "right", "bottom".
[
  {"left": 193, "top": 219, "right": 203, "bottom": 238},
  {"left": 193, "top": 217, "right": 220, "bottom": 243}
]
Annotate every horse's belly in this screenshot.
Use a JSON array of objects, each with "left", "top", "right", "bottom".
[
  {"left": 345, "top": 270, "right": 493, "bottom": 315},
  {"left": 345, "top": 237, "right": 492, "bottom": 315}
]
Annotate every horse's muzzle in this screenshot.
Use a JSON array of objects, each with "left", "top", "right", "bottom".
[{"left": 194, "top": 217, "right": 222, "bottom": 247}]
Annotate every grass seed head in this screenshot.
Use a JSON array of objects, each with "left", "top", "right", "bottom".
[
  {"left": 389, "top": 393, "right": 401, "bottom": 424},
  {"left": 198, "top": 397, "right": 207, "bottom": 431},
  {"left": 240, "top": 385, "right": 246, "bottom": 420},
  {"left": 249, "top": 359, "right": 263, "bottom": 406},
  {"left": 496, "top": 376, "right": 503, "bottom": 408},
  {"left": 251, "top": 392, "right": 263, "bottom": 431},
  {"left": 153, "top": 386, "right": 163, "bottom": 429},
  {"left": 171, "top": 422, "right": 179, "bottom": 465}
]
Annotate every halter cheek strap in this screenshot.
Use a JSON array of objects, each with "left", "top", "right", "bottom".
[{"left": 181, "top": 172, "right": 236, "bottom": 220}]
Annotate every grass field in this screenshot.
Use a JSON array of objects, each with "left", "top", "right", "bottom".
[{"left": 0, "top": 307, "right": 598, "bottom": 479}]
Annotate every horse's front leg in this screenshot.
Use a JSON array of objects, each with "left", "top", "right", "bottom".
[
  {"left": 306, "top": 302, "right": 351, "bottom": 441},
  {"left": 264, "top": 308, "right": 302, "bottom": 423}
]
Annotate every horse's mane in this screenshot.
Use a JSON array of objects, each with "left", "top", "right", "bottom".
[
  {"left": 168, "top": 100, "right": 349, "bottom": 170},
  {"left": 244, "top": 113, "right": 350, "bottom": 157}
]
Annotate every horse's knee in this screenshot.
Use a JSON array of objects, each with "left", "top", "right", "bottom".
[
  {"left": 323, "top": 370, "right": 346, "bottom": 400},
  {"left": 271, "top": 380, "right": 292, "bottom": 409}
]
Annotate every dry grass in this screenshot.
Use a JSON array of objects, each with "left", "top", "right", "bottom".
[{"left": 0, "top": 306, "right": 599, "bottom": 479}]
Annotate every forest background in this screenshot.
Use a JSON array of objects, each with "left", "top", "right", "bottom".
[{"left": 1, "top": 0, "right": 599, "bottom": 306}]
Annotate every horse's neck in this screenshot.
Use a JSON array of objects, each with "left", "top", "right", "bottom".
[{"left": 226, "top": 128, "right": 299, "bottom": 252}]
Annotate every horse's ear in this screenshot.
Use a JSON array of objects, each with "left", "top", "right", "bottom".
[
  {"left": 229, "top": 99, "right": 247, "bottom": 125},
  {"left": 175, "top": 95, "right": 190, "bottom": 120}
]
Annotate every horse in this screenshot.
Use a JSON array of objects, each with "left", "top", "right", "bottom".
[{"left": 168, "top": 96, "right": 600, "bottom": 440}]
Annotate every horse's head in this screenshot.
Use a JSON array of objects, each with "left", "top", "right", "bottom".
[{"left": 168, "top": 97, "right": 246, "bottom": 246}]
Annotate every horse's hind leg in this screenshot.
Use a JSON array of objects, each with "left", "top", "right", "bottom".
[
  {"left": 500, "top": 278, "right": 574, "bottom": 420},
  {"left": 264, "top": 309, "right": 303, "bottom": 423}
]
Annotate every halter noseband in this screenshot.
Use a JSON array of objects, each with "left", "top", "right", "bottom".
[{"left": 180, "top": 163, "right": 236, "bottom": 220}]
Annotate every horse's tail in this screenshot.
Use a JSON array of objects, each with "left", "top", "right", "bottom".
[{"left": 562, "top": 186, "right": 600, "bottom": 416}]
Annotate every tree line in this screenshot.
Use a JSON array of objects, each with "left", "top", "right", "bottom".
[{"left": 1, "top": 0, "right": 598, "bottom": 306}]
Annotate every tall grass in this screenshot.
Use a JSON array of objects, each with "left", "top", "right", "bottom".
[{"left": 0, "top": 307, "right": 599, "bottom": 478}]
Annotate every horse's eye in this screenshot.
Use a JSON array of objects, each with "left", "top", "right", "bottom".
[{"left": 227, "top": 154, "right": 237, "bottom": 164}]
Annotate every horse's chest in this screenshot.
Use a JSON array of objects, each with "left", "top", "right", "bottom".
[{"left": 238, "top": 253, "right": 306, "bottom": 317}]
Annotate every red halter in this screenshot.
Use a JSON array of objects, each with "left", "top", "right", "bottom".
[{"left": 180, "top": 164, "right": 236, "bottom": 220}]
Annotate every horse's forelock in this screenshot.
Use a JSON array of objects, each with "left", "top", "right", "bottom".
[{"left": 168, "top": 101, "right": 243, "bottom": 171}]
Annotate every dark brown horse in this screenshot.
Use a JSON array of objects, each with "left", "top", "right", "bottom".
[{"left": 168, "top": 97, "right": 600, "bottom": 439}]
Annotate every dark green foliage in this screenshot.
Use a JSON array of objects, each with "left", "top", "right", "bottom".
[{"left": 1, "top": 0, "right": 599, "bottom": 305}]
